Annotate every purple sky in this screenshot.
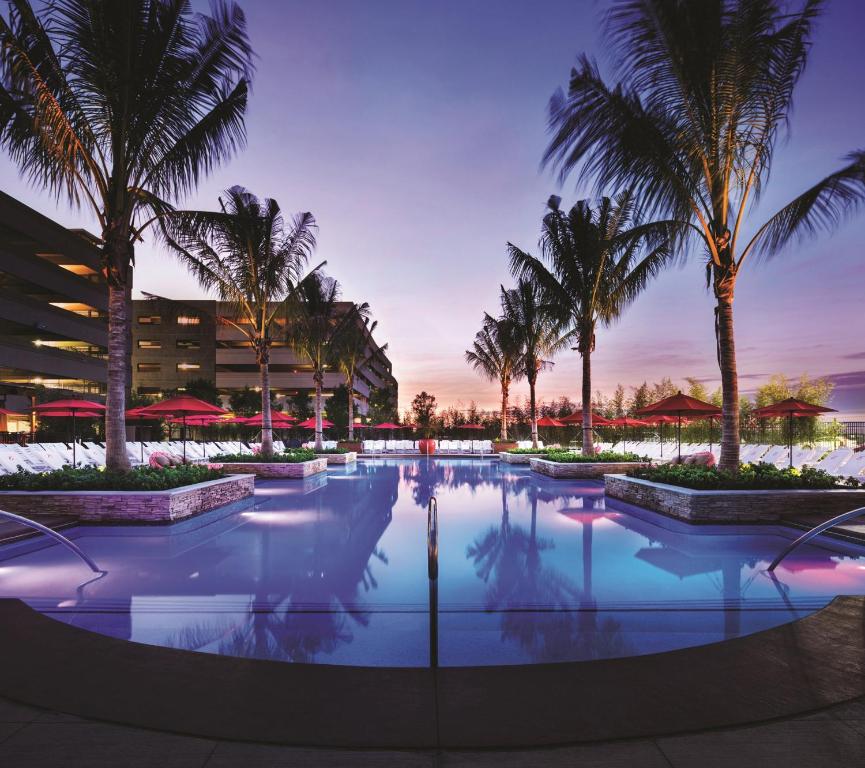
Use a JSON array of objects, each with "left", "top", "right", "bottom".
[{"left": 2, "top": 0, "right": 864, "bottom": 417}]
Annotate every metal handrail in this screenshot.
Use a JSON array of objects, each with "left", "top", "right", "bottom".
[
  {"left": 0, "top": 508, "right": 104, "bottom": 574},
  {"left": 427, "top": 496, "right": 438, "bottom": 580},
  {"left": 768, "top": 506, "right": 865, "bottom": 572}
]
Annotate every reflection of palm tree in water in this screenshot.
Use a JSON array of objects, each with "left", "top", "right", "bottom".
[
  {"left": 467, "top": 479, "right": 632, "bottom": 662},
  {"left": 175, "top": 464, "right": 397, "bottom": 662}
]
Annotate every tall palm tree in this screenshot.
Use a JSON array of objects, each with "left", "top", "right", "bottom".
[
  {"left": 161, "top": 186, "right": 319, "bottom": 459},
  {"left": 337, "top": 313, "right": 387, "bottom": 441},
  {"left": 287, "top": 273, "right": 368, "bottom": 451},
  {"left": 543, "top": 0, "right": 865, "bottom": 471},
  {"left": 0, "top": 0, "right": 254, "bottom": 470},
  {"left": 500, "top": 280, "right": 566, "bottom": 449},
  {"left": 509, "top": 193, "right": 673, "bottom": 455},
  {"left": 465, "top": 313, "right": 524, "bottom": 441}
]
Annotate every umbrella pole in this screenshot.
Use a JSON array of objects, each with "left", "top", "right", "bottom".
[
  {"left": 677, "top": 414, "right": 682, "bottom": 460},
  {"left": 183, "top": 414, "right": 187, "bottom": 463},
  {"left": 660, "top": 423, "right": 663, "bottom": 457},
  {"left": 72, "top": 409, "right": 76, "bottom": 467},
  {"left": 789, "top": 412, "right": 793, "bottom": 469},
  {"left": 140, "top": 426, "right": 144, "bottom": 465}
]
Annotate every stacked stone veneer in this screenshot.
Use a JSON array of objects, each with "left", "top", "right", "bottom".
[
  {"left": 500, "top": 453, "right": 546, "bottom": 465},
  {"left": 217, "top": 458, "right": 327, "bottom": 478},
  {"left": 605, "top": 474, "right": 865, "bottom": 522},
  {"left": 315, "top": 452, "right": 357, "bottom": 465},
  {"left": 530, "top": 459, "right": 650, "bottom": 479},
  {"left": 0, "top": 474, "right": 254, "bottom": 523}
]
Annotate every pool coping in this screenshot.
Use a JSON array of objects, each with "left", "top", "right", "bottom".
[{"left": 1, "top": 596, "right": 865, "bottom": 748}]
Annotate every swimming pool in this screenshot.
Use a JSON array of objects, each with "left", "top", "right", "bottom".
[{"left": 1, "top": 458, "right": 864, "bottom": 667}]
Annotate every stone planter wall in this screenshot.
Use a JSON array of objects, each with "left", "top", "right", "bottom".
[
  {"left": 500, "top": 452, "right": 546, "bottom": 465},
  {"left": 217, "top": 459, "right": 327, "bottom": 478},
  {"left": 0, "top": 474, "right": 254, "bottom": 523},
  {"left": 530, "top": 459, "right": 650, "bottom": 479},
  {"left": 605, "top": 474, "right": 865, "bottom": 522},
  {"left": 316, "top": 452, "right": 357, "bottom": 465}
]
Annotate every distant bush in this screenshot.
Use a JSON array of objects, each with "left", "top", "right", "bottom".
[
  {"left": 544, "top": 450, "right": 645, "bottom": 463},
  {"left": 214, "top": 449, "right": 317, "bottom": 464},
  {"left": 631, "top": 462, "right": 858, "bottom": 490},
  {"left": 0, "top": 465, "right": 224, "bottom": 491},
  {"left": 507, "top": 447, "right": 553, "bottom": 454},
  {"left": 312, "top": 447, "right": 349, "bottom": 454}
]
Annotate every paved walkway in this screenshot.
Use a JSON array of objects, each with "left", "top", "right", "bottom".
[{"left": 1, "top": 694, "right": 864, "bottom": 767}]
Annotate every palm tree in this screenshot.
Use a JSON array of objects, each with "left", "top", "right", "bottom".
[
  {"left": 287, "top": 273, "right": 367, "bottom": 451},
  {"left": 509, "top": 193, "right": 673, "bottom": 455},
  {"left": 0, "top": 0, "right": 254, "bottom": 470},
  {"left": 543, "top": 0, "right": 865, "bottom": 471},
  {"left": 465, "top": 313, "right": 524, "bottom": 441},
  {"left": 161, "top": 186, "right": 319, "bottom": 459},
  {"left": 337, "top": 313, "right": 387, "bottom": 441},
  {"left": 500, "top": 280, "right": 566, "bottom": 449}
]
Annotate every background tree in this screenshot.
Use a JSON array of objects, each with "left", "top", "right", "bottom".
[
  {"left": 543, "top": 0, "right": 865, "bottom": 470},
  {"left": 465, "top": 313, "right": 524, "bottom": 441},
  {"left": 325, "top": 384, "right": 350, "bottom": 432},
  {"left": 338, "top": 313, "right": 385, "bottom": 441},
  {"left": 0, "top": 0, "right": 254, "bottom": 470},
  {"left": 286, "top": 273, "right": 360, "bottom": 450},
  {"left": 176, "top": 378, "right": 221, "bottom": 406},
  {"left": 411, "top": 391, "right": 437, "bottom": 439},
  {"left": 368, "top": 386, "right": 398, "bottom": 424},
  {"left": 163, "top": 186, "right": 317, "bottom": 458},
  {"left": 229, "top": 386, "right": 274, "bottom": 417},
  {"left": 287, "top": 391, "right": 313, "bottom": 421},
  {"left": 500, "top": 280, "right": 567, "bottom": 448},
  {"left": 509, "top": 192, "right": 672, "bottom": 454}
]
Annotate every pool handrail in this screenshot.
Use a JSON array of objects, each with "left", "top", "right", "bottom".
[
  {"left": 0, "top": 508, "right": 104, "bottom": 574},
  {"left": 768, "top": 505, "right": 865, "bottom": 572}
]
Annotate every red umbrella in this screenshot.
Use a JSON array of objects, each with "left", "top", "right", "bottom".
[
  {"left": 641, "top": 413, "right": 680, "bottom": 457},
  {"left": 373, "top": 422, "right": 404, "bottom": 430},
  {"left": 559, "top": 410, "right": 613, "bottom": 426},
  {"left": 536, "top": 416, "right": 566, "bottom": 427},
  {"left": 0, "top": 407, "right": 25, "bottom": 417},
  {"left": 296, "top": 417, "right": 334, "bottom": 429},
  {"left": 636, "top": 391, "right": 720, "bottom": 459},
  {"left": 752, "top": 397, "right": 836, "bottom": 467},
  {"left": 239, "top": 411, "right": 297, "bottom": 427},
  {"left": 136, "top": 396, "right": 227, "bottom": 461},
  {"left": 34, "top": 400, "right": 106, "bottom": 466},
  {"left": 457, "top": 423, "right": 485, "bottom": 430}
]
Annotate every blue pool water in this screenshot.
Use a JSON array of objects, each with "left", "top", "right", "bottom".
[{"left": 1, "top": 458, "right": 865, "bottom": 667}]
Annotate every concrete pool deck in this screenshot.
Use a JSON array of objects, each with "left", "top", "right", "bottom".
[{"left": 2, "top": 596, "right": 865, "bottom": 751}]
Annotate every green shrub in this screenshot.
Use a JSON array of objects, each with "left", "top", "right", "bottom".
[
  {"left": 214, "top": 449, "right": 317, "bottom": 463},
  {"left": 507, "top": 447, "right": 553, "bottom": 454},
  {"left": 631, "top": 462, "right": 857, "bottom": 490},
  {"left": 544, "top": 450, "right": 646, "bottom": 463},
  {"left": 0, "top": 464, "right": 224, "bottom": 492},
  {"left": 312, "top": 447, "right": 349, "bottom": 454}
]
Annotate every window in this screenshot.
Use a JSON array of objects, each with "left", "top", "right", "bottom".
[
  {"left": 138, "top": 340, "right": 161, "bottom": 350},
  {"left": 176, "top": 362, "right": 200, "bottom": 371},
  {"left": 177, "top": 314, "right": 200, "bottom": 326},
  {"left": 137, "top": 363, "right": 161, "bottom": 372},
  {"left": 176, "top": 339, "right": 200, "bottom": 351},
  {"left": 138, "top": 315, "right": 161, "bottom": 325}
]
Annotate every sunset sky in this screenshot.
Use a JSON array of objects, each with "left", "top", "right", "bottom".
[{"left": 3, "top": 0, "right": 864, "bottom": 417}]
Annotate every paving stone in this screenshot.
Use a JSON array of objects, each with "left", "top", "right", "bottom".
[
  {"left": 441, "top": 740, "right": 670, "bottom": 767},
  {"left": 0, "top": 698, "right": 41, "bottom": 722},
  {"left": 206, "top": 741, "right": 435, "bottom": 767},
  {"left": 657, "top": 717, "right": 865, "bottom": 768}
]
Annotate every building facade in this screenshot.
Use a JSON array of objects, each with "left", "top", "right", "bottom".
[
  {"left": 131, "top": 296, "right": 396, "bottom": 414},
  {"left": 0, "top": 192, "right": 109, "bottom": 428}
]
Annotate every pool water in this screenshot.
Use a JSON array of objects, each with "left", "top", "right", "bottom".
[{"left": 1, "top": 458, "right": 865, "bottom": 667}]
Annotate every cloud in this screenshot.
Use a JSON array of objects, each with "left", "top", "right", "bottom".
[{"left": 842, "top": 351, "right": 865, "bottom": 360}]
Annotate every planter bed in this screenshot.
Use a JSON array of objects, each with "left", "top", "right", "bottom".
[
  {"left": 0, "top": 474, "right": 254, "bottom": 523},
  {"left": 605, "top": 474, "right": 865, "bottom": 522},
  {"left": 500, "top": 452, "right": 546, "bottom": 465},
  {"left": 530, "top": 458, "right": 650, "bottom": 479},
  {"left": 315, "top": 452, "right": 357, "bottom": 465},
  {"left": 216, "top": 458, "right": 327, "bottom": 478}
]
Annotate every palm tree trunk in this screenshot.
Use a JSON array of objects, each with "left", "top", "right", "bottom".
[
  {"left": 581, "top": 349, "right": 594, "bottom": 456},
  {"left": 347, "top": 375, "right": 354, "bottom": 441},
  {"left": 717, "top": 294, "right": 740, "bottom": 471},
  {"left": 105, "top": 284, "right": 131, "bottom": 471},
  {"left": 259, "top": 355, "right": 273, "bottom": 459},
  {"left": 314, "top": 372, "right": 324, "bottom": 451},
  {"left": 529, "top": 377, "right": 538, "bottom": 449},
  {"left": 500, "top": 378, "right": 509, "bottom": 441}
]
